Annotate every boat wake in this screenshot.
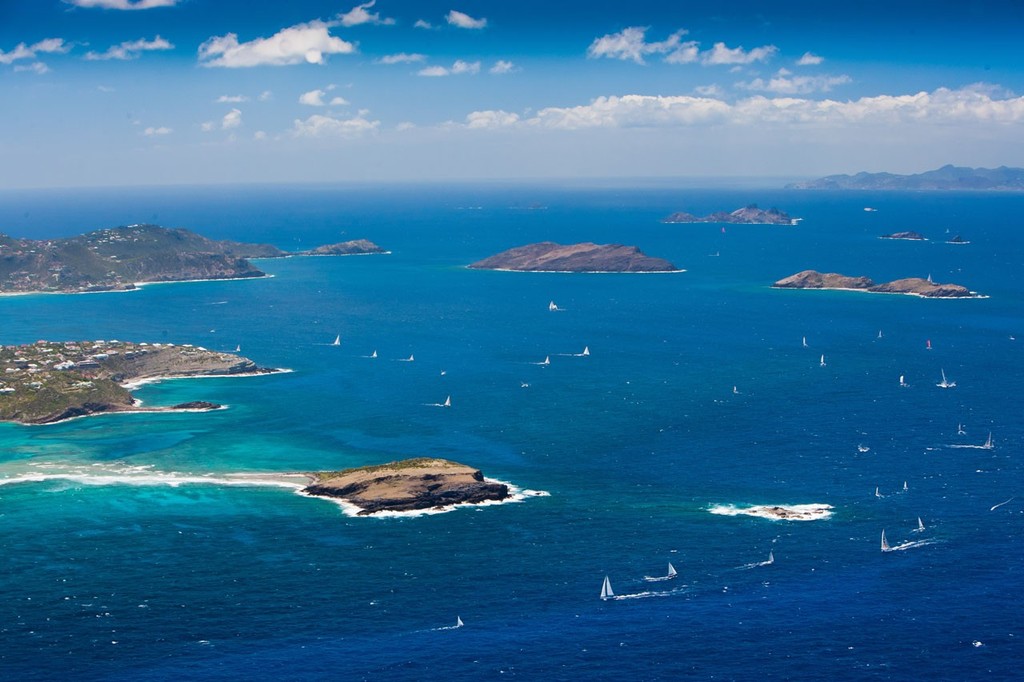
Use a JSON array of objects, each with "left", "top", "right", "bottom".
[
  {"left": 709, "top": 503, "right": 834, "bottom": 521},
  {"left": 609, "top": 588, "right": 687, "bottom": 600},
  {"left": 737, "top": 552, "right": 775, "bottom": 570},
  {"left": 882, "top": 539, "right": 936, "bottom": 552}
]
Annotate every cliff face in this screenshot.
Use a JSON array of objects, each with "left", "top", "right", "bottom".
[
  {"left": 773, "top": 270, "right": 977, "bottom": 298},
  {"left": 304, "top": 458, "right": 510, "bottom": 515},
  {"left": 468, "top": 242, "right": 678, "bottom": 272}
]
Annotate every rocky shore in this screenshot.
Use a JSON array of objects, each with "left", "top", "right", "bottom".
[
  {"left": 303, "top": 458, "right": 510, "bottom": 515},
  {"left": 0, "top": 340, "right": 279, "bottom": 424},
  {"left": 468, "top": 242, "right": 678, "bottom": 273},
  {"left": 773, "top": 270, "right": 979, "bottom": 298}
]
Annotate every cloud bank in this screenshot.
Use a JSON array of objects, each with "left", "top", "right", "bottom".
[{"left": 199, "top": 21, "right": 355, "bottom": 68}]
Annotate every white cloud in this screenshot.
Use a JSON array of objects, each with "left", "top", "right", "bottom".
[
  {"left": 330, "top": 96, "right": 349, "bottom": 105},
  {"left": 489, "top": 60, "right": 517, "bottom": 75},
  {"left": 292, "top": 114, "right": 380, "bottom": 138},
  {"left": 376, "top": 52, "right": 426, "bottom": 65},
  {"left": 418, "top": 59, "right": 480, "bottom": 77},
  {"left": 338, "top": 1, "right": 395, "bottom": 27},
  {"left": 299, "top": 89, "right": 328, "bottom": 106},
  {"left": 65, "top": 0, "right": 179, "bottom": 9},
  {"left": 737, "top": 72, "right": 851, "bottom": 95},
  {"left": 216, "top": 94, "right": 249, "bottom": 103},
  {"left": 694, "top": 84, "right": 725, "bottom": 97},
  {"left": 97, "top": 84, "right": 115, "bottom": 92},
  {"left": 465, "top": 110, "right": 520, "bottom": 129},
  {"left": 796, "top": 52, "right": 824, "bottom": 66},
  {"left": 0, "top": 38, "right": 70, "bottom": 66},
  {"left": 446, "top": 10, "right": 487, "bottom": 29},
  {"left": 396, "top": 121, "right": 416, "bottom": 131},
  {"left": 254, "top": 130, "right": 267, "bottom": 140},
  {"left": 258, "top": 90, "right": 273, "bottom": 101},
  {"left": 84, "top": 36, "right": 173, "bottom": 61},
  {"left": 458, "top": 86, "right": 1024, "bottom": 131},
  {"left": 222, "top": 108, "right": 242, "bottom": 129},
  {"left": 143, "top": 126, "right": 172, "bottom": 136},
  {"left": 200, "top": 121, "right": 215, "bottom": 132},
  {"left": 198, "top": 20, "right": 355, "bottom": 68},
  {"left": 587, "top": 27, "right": 696, "bottom": 65},
  {"left": 14, "top": 62, "right": 50, "bottom": 74},
  {"left": 414, "top": 20, "right": 433, "bottom": 29},
  {"left": 702, "top": 42, "right": 777, "bottom": 65}
]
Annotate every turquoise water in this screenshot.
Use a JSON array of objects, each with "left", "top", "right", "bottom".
[{"left": 1, "top": 184, "right": 1022, "bottom": 680}]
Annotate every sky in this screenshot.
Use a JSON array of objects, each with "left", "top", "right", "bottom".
[{"left": 1, "top": 0, "right": 1023, "bottom": 188}]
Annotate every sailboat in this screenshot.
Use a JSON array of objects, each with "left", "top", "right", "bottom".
[
  {"left": 981, "top": 432, "right": 994, "bottom": 450},
  {"left": 858, "top": 444, "right": 870, "bottom": 453},
  {"left": 877, "top": 330, "right": 883, "bottom": 339},
  {"left": 455, "top": 616, "right": 464, "bottom": 628},
  {"left": 875, "top": 486, "right": 883, "bottom": 498},
  {"left": 733, "top": 386, "right": 740, "bottom": 395},
  {"left": 548, "top": 301, "right": 559, "bottom": 312},
  {"left": 234, "top": 344, "right": 241, "bottom": 353},
  {"left": 581, "top": 346, "right": 590, "bottom": 356},
  {"left": 802, "top": 336, "right": 808, "bottom": 348},
  {"left": 819, "top": 354, "right": 826, "bottom": 367},
  {"left": 643, "top": 563, "right": 677, "bottom": 582},
  {"left": 913, "top": 517, "right": 925, "bottom": 533},
  {"left": 537, "top": 356, "right": 550, "bottom": 366},
  {"left": 404, "top": 354, "right": 415, "bottom": 362},
  {"left": 926, "top": 273, "right": 934, "bottom": 284},
  {"left": 899, "top": 374, "right": 908, "bottom": 387},
  {"left": 331, "top": 335, "right": 341, "bottom": 346},
  {"left": 370, "top": 350, "right": 378, "bottom": 359},
  {"left": 765, "top": 551, "right": 775, "bottom": 565},
  {"left": 443, "top": 395, "right": 451, "bottom": 408},
  {"left": 926, "top": 339, "right": 932, "bottom": 350},
  {"left": 600, "top": 575, "right": 614, "bottom": 600},
  {"left": 936, "top": 369, "right": 956, "bottom": 389},
  {"left": 957, "top": 423, "right": 966, "bottom": 435},
  {"left": 903, "top": 481, "right": 909, "bottom": 492},
  {"left": 881, "top": 529, "right": 891, "bottom": 552}
]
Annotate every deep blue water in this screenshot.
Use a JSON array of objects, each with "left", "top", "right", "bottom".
[{"left": 1, "top": 184, "right": 1022, "bottom": 680}]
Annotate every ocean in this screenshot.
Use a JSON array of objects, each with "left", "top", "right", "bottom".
[{"left": 1, "top": 183, "right": 1022, "bottom": 680}]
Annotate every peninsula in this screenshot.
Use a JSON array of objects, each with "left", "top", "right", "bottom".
[
  {"left": 303, "top": 458, "right": 510, "bottom": 515},
  {"left": 468, "top": 242, "right": 679, "bottom": 273},
  {"left": 662, "top": 204, "right": 797, "bottom": 225},
  {"left": 0, "top": 340, "right": 279, "bottom": 424},
  {"left": 879, "top": 231, "right": 926, "bottom": 241},
  {"left": 787, "top": 165, "right": 1024, "bottom": 191},
  {"left": 773, "top": 270, "right": 979, "bottom": 298},
  {"left": 0, "top": 224, "right": 385, "bottom": 294}
]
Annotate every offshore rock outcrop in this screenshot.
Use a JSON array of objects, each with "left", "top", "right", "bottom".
[
  {"left": 663, "top": 204, "right": 796, "bottom": 225},
  {"left": 469, "top": 242, "right": 678, "bottom": 272},
  {"left": 773, "top": 270, "right": 978, "bottom": 298}
]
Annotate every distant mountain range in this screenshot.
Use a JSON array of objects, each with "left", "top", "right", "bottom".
[{"left": 787, "top": 165, "right": 1024, "bottom": 190}]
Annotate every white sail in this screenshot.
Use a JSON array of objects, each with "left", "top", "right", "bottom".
[
  {"left": 802, "top": 336, "right": 808, "bottom": 348},
  {"left": 600, "top": 575, "right": 614, "bottom": 600},
  {"left": 331, "top": 335, "right": 341, "bottom": 346},
  {"left": 408, "top": 354, "right": 415, "bottom": 362},
  {"left": 899, "top": 374, "right": 908, "bottom": 387},
  {"left": 733, "top": 386, "right": 739, "bottom": 395},
  {"left": 820, "top": 354, "right": 826, "bottom": 367},
  {"left": 957, "top": 422, "right": 965, "bottom": 435},
  {"left": 903, "top": 481, "right": 908, "bottom": 492},
  {"left": 443, "top": 395, "right": 451, "bottom": 408},
  {"left": 877, "top": 330, "right": 883, "bottom": 339},
  {"left": 667, "top": 562, "right": 677, "bottom": 577},
  {"left": 548, "top": 301, "right": 558, "bottom": 311},
  {"left": 881, "top": 530, "right": 891, "bottom": 552},
  {"left": 936, "top": 369, "right": 955, "bottom": 388},
  {"left": 542, "top": 356, "right": 550, "bottom": 365},
  {"left": 456, "top": 616, "right": 464, "bottom": 628},
  {"left": 371, "top": 350, "right": 378, "bottom": 358},
  {"left": 915, "top": 517, "right": 925, "bottom": 532},
  {"left": 234, "top": 344, "right": 241, "bottom": 353},
  {"left": 582, "top": 346, "right": 590, "bottom": 356},
  {"left": 767, "top": 551, "right": 774, "bottom": 564},
  {"left": 983, "top": 432, "right": 993, "bottom": 449},
  {"left": 875, "top": 487, "right": 882, "bottom": 498}
]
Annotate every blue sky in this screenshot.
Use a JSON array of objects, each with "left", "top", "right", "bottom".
[{"left": 1, "top": 0, "right": 1022, "bottom": 188}]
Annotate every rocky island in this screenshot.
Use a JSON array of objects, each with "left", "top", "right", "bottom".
[
  {"left": 0, "top": 339, "right": 279, "bottom": 424},
  {"left": 787, "top": 164, "right": 1024, "bottom": 191},
  {"left": 302, "top": 239, "right": 388, "bottom": 256},
  {"left": 468, "top": 242, "right": 679, "bottom": 273},
  {"left": 0, "top": 224, "right": 385, "bottom": 294},
  {"left": 879, "top": 231, "right": 926, "bottom": 240},
  {"left": 303, "top": 458, "right": 510, "bottom": 515},
  {"left": 773, "top": 270, "right": 980, "bottom": 298},
  {"left": 662, "top": 204, "right": 797, "bottom": 225}
]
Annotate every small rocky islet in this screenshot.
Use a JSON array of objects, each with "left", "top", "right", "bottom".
[
  {"left": 662, "top": 204, "right": 797, "bottom": 225},
  {"left": 468, "top": 242, "right": 678, "bottom": 272},
  {"left": 773, "top": 270, "right": 979, "bottom": 298},
  {"left": 303, "top": 458, "right": 510, "bottom": 515},
  {"left": 0, "top": 340, "right": 279, "bottom": 424}
]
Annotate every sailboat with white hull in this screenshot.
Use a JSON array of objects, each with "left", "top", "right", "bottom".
[
  {"left": 600, "top": 575, "right": 614, "bottom": 600},
  {"left": 643, "top": 563, "right": 677, "bottom": 582}
]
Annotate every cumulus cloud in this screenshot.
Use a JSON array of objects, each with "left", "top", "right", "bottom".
[
  {"left": 299, "top": 89, "right": 328, "bottom": 106},
  {"left": 84, "top": 36, "right": 173, "bottom": 60},
  {"left": 418, "top": 59, "right": 480, "bottom": 77},
  {"left": 338, "top": 1, "right": 395, "bottom": 27},
  {"left": 796, "top": 52, "right": 824, "bottom": 66},
  {"left": 454, "top": 86, "right": 1024, "bottom": 131},
  {"left": 221, "top": 108, "right": 242, "bottom": 129},
  {"left": 702, "top": 42, "right": 777, "bottom": 65},
  {"left": 414, "top": 19, "right": 433, "bottom": 29},
  {"left": 198, "top": 20, "right": 355, "bottom": 68},
  {"left": 0, "top": 38, "right": 70, "bottom": 67},
  {"left": 446, "top": 10, "right": 487, "bottom": 29},
  {"left": 65, "top": 0, "right": 179, "bottom": 9},
  {"left": 143, "top": 125, "right": 172, "bottom": 135},
  {"left": 15, "top": 62, "right": 50, "bottom": 74},
  {"left": 587, "top": 27, "right": 697, "bottom": 65},
  {"left": 292, "top": 114, "right": 380, "bottom": 138},
  {"left": 200, "top": 121, "right": 215, "bottom": 132},
  {"left": 330, "top": 96, "right": 349, "bottom": 105},
  {"left": 489, "top": 60, "right": 517, "bottom": 74},
  {"left": 216, "top": 94, "right": 248, "bottom": 103},
  {"left": 376, "top": 52, "right": 426, "bottom": 64},
  {"left": 737, "top": 71, "right": 851, "bottom": 95}
]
